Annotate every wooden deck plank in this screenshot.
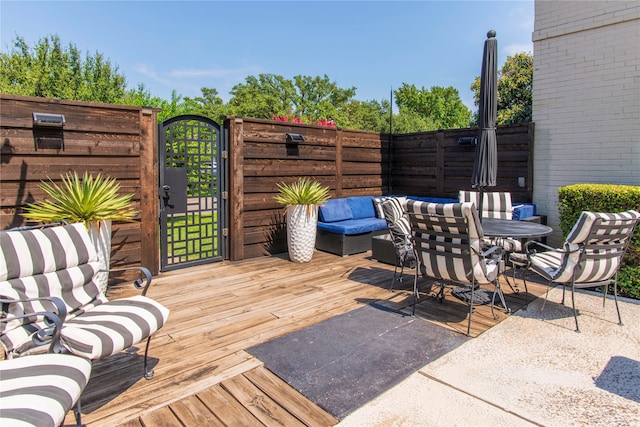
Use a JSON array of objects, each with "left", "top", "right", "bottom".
[
  {"left": 168, "top": 395, "right": 226, "bottom": 427},
  {"left": 221, "top": 374, "right": 307, "bottom": 427},
  {"left": 63, "top": 251, "right": 549, "bottom": 426},
  {"left": 245, "top": 366, "right": 339, "bottom": 427},
  {"left": 138, "top": 406, "right": 181, "bottom": 427},
  {"left": 197, "top": 385, "right": 265, "bottom": 427}
]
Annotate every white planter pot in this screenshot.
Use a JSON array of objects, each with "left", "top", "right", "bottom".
[
  {"left": 286, "top": 204, "right": 318, "bottom": 263},
  {"left": 88, "top": 219, "right": 112, "bottom": 293}
]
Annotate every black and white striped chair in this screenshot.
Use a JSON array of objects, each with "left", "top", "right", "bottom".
[
  {"left": 524, "top": 210, "right": 640, "bottom": 332},
  {"left": 406, "top": 200, "right": 506, "bottom": 336},
  {"left": 458, "top": 190, "right": 514, "bottom": 220},
  {"left": 0, "top": 222, "right": 170, "bottom": 379},
  {"left": 381, "top": 197, "right": 417, "bottom": 291},
  {"left": 0, "top": 352, "right": 92, "bottom": 427}
]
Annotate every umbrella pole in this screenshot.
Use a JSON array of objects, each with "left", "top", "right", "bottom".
[{"left": 479, "top": 187, "right": 485, "bottom": 223}]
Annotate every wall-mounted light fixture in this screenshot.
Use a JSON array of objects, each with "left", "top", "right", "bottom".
[
  {"left": 33, "top": 112, "right": 65, "bottom": 128},
  {"left": 286, "top": 133, "right": 305, "bottom": 143},
  {"left": 457, "top": 136, "right": 477, "bottom": 145}
]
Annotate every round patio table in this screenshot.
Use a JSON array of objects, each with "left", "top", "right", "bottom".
[{"left": 480, "top": 217, "right": 553, "bottom": 239}]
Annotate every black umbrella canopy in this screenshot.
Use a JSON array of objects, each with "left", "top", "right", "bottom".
[{"left": 472, "top": 30, "right": 498, "bottom": 218}]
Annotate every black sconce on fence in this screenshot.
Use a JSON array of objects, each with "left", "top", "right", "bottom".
[
  {"left": 33, "top": 112, "right": 66, "bottom": 128},
  {"left": 285, "top": 133, "right": 304, "bottom": 156},
  {"left": 457, "top": 136, "right": 477, "bottom": 145},
  {"left": 285, "top": 133, "right": 305, "bottom": 143},
  {"left": 32, "top": 113, "right": 65, "bottom": 150}
]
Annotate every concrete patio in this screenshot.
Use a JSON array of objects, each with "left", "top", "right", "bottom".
[{"left": 339, "top": 286, "right": 640, "bottom": 427}]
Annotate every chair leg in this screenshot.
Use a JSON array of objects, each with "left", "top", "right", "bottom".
[
  {"left": 411, "top": 254, "right": 421, "bottom": 316},
  {"left": 491, "top": 278, "right": 510, "bottom": 319},
  {"left": 570, "top": 281, "right": 580, "bottom": 333},
  {"left": 613, "top": 277, "right": 623, "bottom": 326},
  {"left": 390, "top": 256, "right": 400, "bottom": 291},
  {"left": 540, "top": 279, "right": 553, "bottom": 312},
  {"left": 143, "top": 336, "right": 154, "bottom": 380},
  {"left": 466, "top": 277, "right": 475, "bottom": 337},
  {"left": 73, "top": 397, "right": 83, "bottom": 427}
]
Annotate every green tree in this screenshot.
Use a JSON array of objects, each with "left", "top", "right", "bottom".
[
  {"left": 343, "top": 99, "right": 391, "bottom": 132},
  {"left": 471, "top": 52, "right": 533, "bottom": 125},
  {"left": 0, "top": 35, "right": 127, "bottom": 103},
  {"left": 183, "top": 87, "right": 228, "bottom": 124},
  {"left": 227, "top": 73, "right": 357, "bottom": 126},
  {"left": 394, "top": 84, "right": 472, "bottom": 131},
  {"left": 228, "top": 74, "right": 296, "bottom": 119},
  {"left": 291, "top": 74, "right": 356, "bottom": 124}
]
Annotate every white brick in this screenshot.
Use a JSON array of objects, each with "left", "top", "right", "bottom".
[{"left": 532, "top": 1, "right": 640, "bottom": 242}]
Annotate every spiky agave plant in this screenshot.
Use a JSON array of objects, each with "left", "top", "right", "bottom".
[
  {"left": 22, "top": 171, "right": 137, "bottom": 227},
  {"left": 274, "top": 177, "right": 330, "bottom": 217}
]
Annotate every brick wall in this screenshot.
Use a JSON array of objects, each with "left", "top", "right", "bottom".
[{"left": 532, "top": 0, "right": 640, "bottom": 245}]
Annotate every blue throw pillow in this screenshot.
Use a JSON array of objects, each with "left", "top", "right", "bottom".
[
  {"left": 347, "top": 196, "right": 376, "bottom": 219},
  {"left": 319, "top": 198, "right": 353, "bottom": 222}
]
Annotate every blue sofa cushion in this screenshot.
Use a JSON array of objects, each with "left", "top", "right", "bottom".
[
  {"left": 513, "top": 203, "right": 536, "bottom": 220},
  {"left": 319, "top": 198, "right": 353, "bottom": 222},
  {"left": 347, "top": 196, "right": 376, "bottom": 220},
  {"left": 317, "top": 218, "right": 387, "bottom": 235}
]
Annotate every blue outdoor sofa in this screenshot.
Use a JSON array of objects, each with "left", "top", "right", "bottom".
[
  {"left": 316, "top": 196, "right": 388, "bottom": 256},
  {"left": 316, "top": 194, "right": 541, "bottom": 258}
]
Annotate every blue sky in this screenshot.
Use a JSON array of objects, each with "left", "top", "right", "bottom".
[{"left": 1, "top": 0, "right": 534, "bottom": 110}]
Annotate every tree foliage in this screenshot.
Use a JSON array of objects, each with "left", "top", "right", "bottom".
[
  {"left": 0, "top": 35, "right": 127, "bottom": 103},
  {"left": 227, "top": 73, "right": 357, "bottom": 126},
  {"left": 3, "top": 33, "right": 533, "bottom": 133},
  {"left": 393, "top": 84, "right": 472, "bottom": 131},
  {"left": 471, "top": 52, "right": 533, "bottom": 125}
]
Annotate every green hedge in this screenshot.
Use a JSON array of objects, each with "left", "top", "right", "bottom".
[{"left": 558, "top": 183, "right": 640, "bottom": 299}]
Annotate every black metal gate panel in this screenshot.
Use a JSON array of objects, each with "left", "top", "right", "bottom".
[{"left": 159, "top": 115, "right": 226, "bottom": 271}]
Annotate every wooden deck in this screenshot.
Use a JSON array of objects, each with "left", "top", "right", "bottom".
[{"left": 65, "top": 250, "right": 548, "bottom": 427}]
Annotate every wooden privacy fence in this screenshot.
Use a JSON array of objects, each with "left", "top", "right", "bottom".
[
  {"left": 0, "top": 95, "right": 159, "bottom": 274},
  {"left": 1, "top": 95, "right": 533, "bottom": 266},
  {"left": 227, "top": 117, "right": 534, "bottom": 260}
]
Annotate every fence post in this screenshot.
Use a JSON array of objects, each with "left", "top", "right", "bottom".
[
  {"left": 140, "top": 107, "right": 159, "bottom": 275},
  {"left": 228, "top": 117, "right": 245, "bottom": 261}
]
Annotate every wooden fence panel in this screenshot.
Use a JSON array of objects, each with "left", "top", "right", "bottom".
[
  {"left": 0, "top": 95, "right": 159, "bottom": 275},
  {"left": 230, "top": 119, "right": 533, "bottom": 259}
]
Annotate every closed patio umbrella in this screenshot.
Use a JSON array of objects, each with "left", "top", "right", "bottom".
[{"left": 472, "top": 30, "right": 498, "bottom": 221}]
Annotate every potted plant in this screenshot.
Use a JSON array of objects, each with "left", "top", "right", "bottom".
[
  {"left": 275, "top": 177, "right": 330, "bottom": 262},
  {"left": 22, "top": 171, "right": 137, "bottom": 292}
]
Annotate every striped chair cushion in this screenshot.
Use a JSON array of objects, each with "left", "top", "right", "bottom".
[
  {"left": 0, "top": 222, "right": 97, "bottom": 280},
  {"left": 406, "top": 200, "right": 498, "bottom": 285},
  {"left": 1, "top": 222, "right": 170, "bottom": 361},
  {"left": 458, "top": 191, "right": 514, "bottom": 220},
  {"left": 0, "top": 353, "right": 92, "bottom": 427},
  {"left": 1, "top": 223, "right": 105, "bottom": 355},
  {"left": 381, "top": 198, "right": 414, "bottom": 264},
  {"left": 61, "top": 295, "right": 170, "bottom": 359}
]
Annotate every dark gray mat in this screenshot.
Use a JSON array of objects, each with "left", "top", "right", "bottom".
[{"left": 247, "top": 303, "right": 469, "bottom": 419}]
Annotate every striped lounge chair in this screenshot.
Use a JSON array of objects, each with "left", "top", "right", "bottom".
[
  {"left": 406, "top": 200, "right": 507, "bottom": 336},
  {"left": 523, "top": 210, "right": 640, "bottom": 332},
  {"left": 0, "top": 222, "right": 170, "bottom": 380},
  {"left": 0, "top": 352, "right": 92, "bottom": 427}
]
